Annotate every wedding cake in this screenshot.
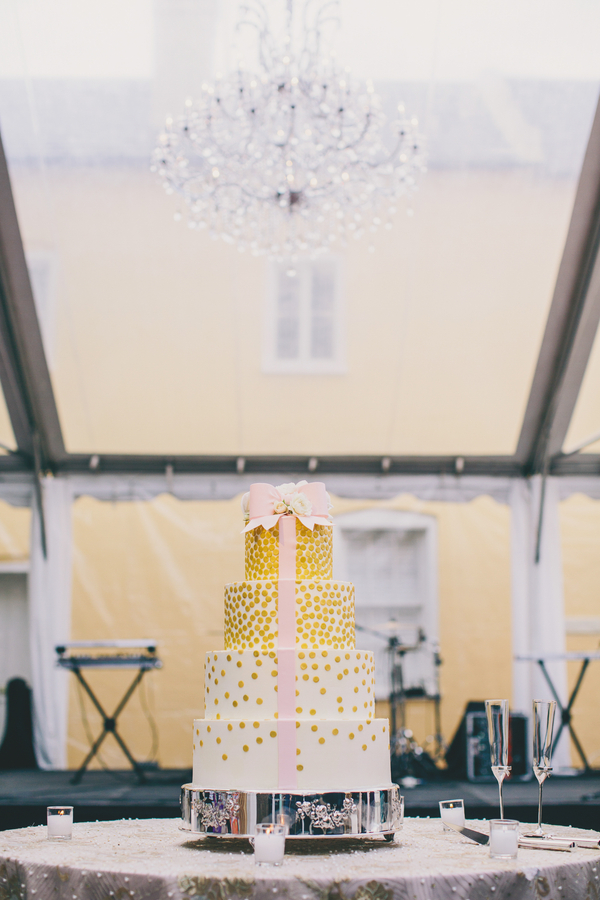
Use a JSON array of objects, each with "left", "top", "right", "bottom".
[{"left": 182, "top": 481, "right": 400, "bottom": 836}]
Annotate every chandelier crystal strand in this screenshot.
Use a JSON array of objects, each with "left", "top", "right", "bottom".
[{"left": 152, "top": 0, "right": 426, "bottom": 257}]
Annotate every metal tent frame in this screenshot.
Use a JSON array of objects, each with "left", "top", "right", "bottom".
[{"left": 1, "top": 95, "right": 600, "bottom": 484}]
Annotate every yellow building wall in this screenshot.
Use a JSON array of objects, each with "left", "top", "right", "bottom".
[
  {"left": 10, "top": 167, "right": 572, "bottom": 458},
  {"left": 66, "top": 491, "right": 512, "bottom": 769}
]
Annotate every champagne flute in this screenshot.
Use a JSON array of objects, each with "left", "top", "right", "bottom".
[
  {"left": 528, "top": 699, "right": 557, "bottom": 838},
  {"left": 485, "top": 699, "right": 511, "bottom": 819}
]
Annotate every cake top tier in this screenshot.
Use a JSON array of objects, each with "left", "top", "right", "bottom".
[
  {"left": 242, "top": 481, "right": 334, "bottom": 582},
  {"left": 242, "top": 481, "right": 332, "bottom": 531}
]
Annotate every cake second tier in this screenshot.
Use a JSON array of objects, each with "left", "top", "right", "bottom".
[
  {"left": 224, "top": 579, "right": 355, "bottom": 650},
  {"left": 204, "top": 648, "right": 375, "bottom": 720},
  {"left": 245, "top": 522, "right": 332, "bottom": 580}
]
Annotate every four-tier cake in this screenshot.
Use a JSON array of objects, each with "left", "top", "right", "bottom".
[{"left": 181, "top": 481, "right": 401, "bottom": 837}]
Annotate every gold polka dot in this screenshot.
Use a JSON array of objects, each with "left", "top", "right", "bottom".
[
  {"left": 199, "top": 740, "right": 203, "bottom": 747},
  {"left": 349, "top": 733, "right": 355, "bottom": 740},
  {"left": 227, "top": 724, "right": 233, "bottom": 731},
  {"left": 362, "top": 744, "right": 367, "bottom": 751},
  {"left": 297, "top": 764, "right": 304, "bottom": 771},
  {"left": 256, "top": 737, "right": 263, "bottom": 744},
  {"left": 216, "top": 737, "right": 221, "bottom": 744},
  {"left": 310, "top": 709, "right": 316, "bottom": 716},
  {"left": 296, "top": 707, "right": 303, "bottom": 714},
  {"left": 239, "top": 722, "right": 246, "bottom": 728},
  {"left": 332, "top": 728, "right": 339, "bottom": 736},
  {"left": 207, "top": 726, "right": 211, "bottom": 733},
  {"left": 311, "top": 725, "right": 318, "bottom": 732},
  {"left": 257, "top": 698, "right": 263, "bottom": 705},
  {"left": 253, "top": 721, "right": 260, "bottom": 728},
  {"left": 318, "top": 737, "right": 325, "bottom": 744},
  {"left": 270, "top": 730, "right": 277, "bottom": 738},
  {"left": 296, "top": 748, "right": 301, "bottom": 755},
  {"left": 222, "top": 754, "right": 228, "bottom": 760},
  {"left": 372, "top": 734, "right": 376, "bottom": 741}
]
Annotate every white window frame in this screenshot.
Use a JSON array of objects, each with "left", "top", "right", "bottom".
[
  {"left": 262, "top": 256, "right": 346, "bottom": 374},
  {"left": 333, "top": 509, "right": 439, "bottom": 697}
]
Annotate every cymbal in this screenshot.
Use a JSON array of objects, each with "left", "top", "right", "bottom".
[{"left": 374, "top": 620, "right": 419, "bottom": 633}]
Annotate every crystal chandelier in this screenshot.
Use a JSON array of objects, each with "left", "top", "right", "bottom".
[{"left": 152, "top": 0, "right": 425, "bottom": 257}]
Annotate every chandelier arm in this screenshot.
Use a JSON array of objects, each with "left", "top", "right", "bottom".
[{"left": 237, "top": 1, "right": 277, "bottom": 71}]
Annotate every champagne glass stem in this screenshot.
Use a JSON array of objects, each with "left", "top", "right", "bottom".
[
  {"left": 499, "top": 780, "right": 504, "bottom": 819},
  {"left": 537, "top": 780, "right": 543, "bottom": 833}
]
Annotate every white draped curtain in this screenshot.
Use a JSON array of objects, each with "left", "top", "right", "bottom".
[
  {"left": 28, "top": 477, "right": 73, "bottom": 769},
  {"left": 510, "top": 475, "right": 570, "bottom": 768}
]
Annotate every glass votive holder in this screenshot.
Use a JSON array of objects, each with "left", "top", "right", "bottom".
[
  {"left": 253, "top": 823, "right": 286, "bottom": 866},
  {"left": 47, "top": 807, "right": 73, "bottom": 841},
  {"left": 489, "top": 819, "right": 519, "bottom": 859},
  {"left": 439, "top": 799, "right": 465, "bottom": 831}
]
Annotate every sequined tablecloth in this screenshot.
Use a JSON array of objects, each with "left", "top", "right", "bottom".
[{"left": 1, "top": 818, "right": 599, "bottom": 900}]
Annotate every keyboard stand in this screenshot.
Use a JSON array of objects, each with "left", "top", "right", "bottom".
[
  {"left": 55, "top": 642, "right": 162, "bottom": 784},
  {"left": 70, "top": 666, "right": 149, "bottom": 785},
  {"left": 516, "top": 651, "right": 600, "bottom": 772}
]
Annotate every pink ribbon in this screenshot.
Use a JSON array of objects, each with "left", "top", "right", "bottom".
[
  {"left": 241, "top": 482, "right": 332, "bottom": 534},
  {"left": 241, "top": 482, "right": 332, "bottom": 789},
  {"left": 277, "top": 515, "right": 298, "bottom": 790}
]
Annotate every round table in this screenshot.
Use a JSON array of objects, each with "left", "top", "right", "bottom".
[{"left": 1, "top": 818, "right": 599, "bottom": 900}]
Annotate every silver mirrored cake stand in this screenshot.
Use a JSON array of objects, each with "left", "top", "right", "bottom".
[{"left": 181, "top": 784, "right": 403, "bottom": 840}]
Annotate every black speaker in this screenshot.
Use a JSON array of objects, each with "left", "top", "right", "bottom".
[{"left": 466, "top": 711, "right": 530, "bottom": 782}]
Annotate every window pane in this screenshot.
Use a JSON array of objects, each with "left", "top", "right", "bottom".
[
  {"left": 311, "top": 262, "right": 335, "bottom": 313},
  {"left": 276, "top": 317, "right": 300, "bottom": 359},
  {"left": 310, "top": 315, "right": 334, "bottom": 359}
]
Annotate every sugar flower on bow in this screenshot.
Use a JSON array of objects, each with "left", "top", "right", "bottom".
[
  {"left": 242, "top": 481, "right": 333, "bottom": 524},
  {"left": 241, "top": 481, "right": 333, "bottom": 532}
]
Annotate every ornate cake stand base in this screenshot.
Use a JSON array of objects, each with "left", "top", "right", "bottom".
[{"left": 180, "top": 784, "right": 402, "bottom": 839}]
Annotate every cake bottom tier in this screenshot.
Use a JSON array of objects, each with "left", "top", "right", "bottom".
[{"left": 192, "top": 717, "right": 391, "bottom": 791}]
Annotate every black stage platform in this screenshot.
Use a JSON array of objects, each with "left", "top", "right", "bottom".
[{"left": 1, "top": 770, "right": 600, "bottom": 831}]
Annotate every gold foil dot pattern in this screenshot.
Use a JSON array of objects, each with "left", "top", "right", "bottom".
[
  {"left": 224, "top": 580, "right": 355, "bottom": 650},
  {"left": 244, "top": 523, "right": 333, "bottom": 581},
  {"left": 204, "top": 649, "right": 375, "bottom": 720}
]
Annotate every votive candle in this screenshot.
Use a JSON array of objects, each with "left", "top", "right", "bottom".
[
  {"left": 254, "top": 823, "right": 286, "bottom": 865},
  {"left": 489, "top": 819, "right": 519, "bottom": 859},
  {"left": 439, "top": 799, "right": 465, "bottom": 831},
  {"left": 47, "top": 807, "right": 73, "bottom": 841}
]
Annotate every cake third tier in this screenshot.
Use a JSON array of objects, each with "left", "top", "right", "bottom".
[{"left": 224, "top": 579, "right": 355, "bottom": 650}]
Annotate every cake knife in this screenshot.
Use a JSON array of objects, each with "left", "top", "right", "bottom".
[{"left": 445, "top": 822, "right": 575, "bottom": 851}]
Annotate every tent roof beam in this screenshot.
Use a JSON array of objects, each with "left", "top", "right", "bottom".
[
  {"left": 516, "top": 93, "right": 600, "bottom": 475},
  {"left": 0, "top": 130, "right": 66, "bottom": 467}
]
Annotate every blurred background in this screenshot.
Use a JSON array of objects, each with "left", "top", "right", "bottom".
[{"left": 0, "top": 0, "right": 600, "bottom": 828}]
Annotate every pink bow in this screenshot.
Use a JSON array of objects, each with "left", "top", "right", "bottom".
[{"left": 241, "top": 482, "right": 332, "bottom": 534}]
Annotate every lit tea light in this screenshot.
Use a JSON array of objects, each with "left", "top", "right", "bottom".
[
  {"left": 47, "top": 806, "right": 73, "bottom": 841},
  {"left": 489, "top": 819, "right": 519, "bottom": 859},
  {"left": 253, "top": 823, "right": 286, "bottom": 865},
  {"left": 439, "top": 799, "right": 465, "bottom": 831}
]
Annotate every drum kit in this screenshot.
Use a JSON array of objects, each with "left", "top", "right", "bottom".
[{"left": 355, "top": 619, "right": 445, "bottom": 782}]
